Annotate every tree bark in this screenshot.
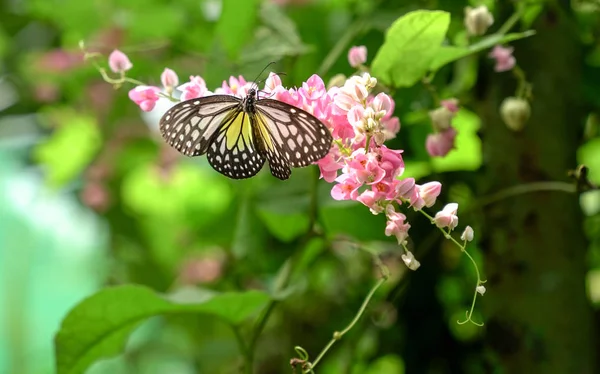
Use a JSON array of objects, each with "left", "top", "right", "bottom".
[{"left": 479, "top": 5, "right": 597, "bottom": 374}]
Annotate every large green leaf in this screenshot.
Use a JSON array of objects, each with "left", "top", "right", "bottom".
[
  {"left": 54, "top": 285, "right": 269, "bottom": 374},
  {"left": 429, "top": 31, "right": 536, "bottom": 71},
  {"left": 371, "top": 10, "right": 450, "bottom": 87}
]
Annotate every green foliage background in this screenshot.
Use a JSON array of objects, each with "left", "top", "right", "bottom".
[{"left": 1, "top": 0, "right": 600, "bottom": 373}]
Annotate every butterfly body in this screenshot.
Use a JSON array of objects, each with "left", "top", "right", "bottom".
[{"left": 160, "top": 89, "right": 333, "bottom": 180}]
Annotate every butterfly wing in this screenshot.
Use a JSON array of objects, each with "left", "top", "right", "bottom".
[
  {"left": 206, "top": 109, "right": 266, "bottom": 179},
  {"left": 159, "top": 95, "right": 241, "bottom": 156},
  {"left": 159, "top": 95, "right": 265, "bottom": 179},
  {"left": 252, "top": 99, "right": 333, "bottom": 180}
]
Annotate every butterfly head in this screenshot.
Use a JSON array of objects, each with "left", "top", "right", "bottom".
[{"left": 242, "top": 88, "right": 258, "bottom": 113}]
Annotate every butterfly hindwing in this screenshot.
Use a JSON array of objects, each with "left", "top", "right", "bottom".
[
  {"left": 159, "top": 95, "right": 241, "bottom": 156},
  {"left": 206, "top": 108, "right": 266, "bottom": 179}
]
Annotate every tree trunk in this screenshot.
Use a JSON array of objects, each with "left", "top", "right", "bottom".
[{"left": 479, "top": 4, "right": 597, "bottom": 374}]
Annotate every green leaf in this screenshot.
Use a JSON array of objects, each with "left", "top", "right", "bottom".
[
  {"left": 429, "top": 31, "right": 536, "bottom": 71},
  {"left": 55, "top": 285, "right": 269, "bottom": 374},
  {"left": 431, "top": 108, "right": 482, "bottom": 172},
  {"left": 578, "top": 137, "right": 600, "bottom": 184},
  {"left": 215, "top": 0, "right": 259, "bottom": 59},
  {"left": 34, "top": 110, "right": 101, "bottom": 187},
  {"left": 365, "top": 354, "right": 405, "bottom": 374},
  {"left": 371, "top": 10, "right": 450, "bottom": 87}
]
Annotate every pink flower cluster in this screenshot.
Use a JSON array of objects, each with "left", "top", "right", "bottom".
[
  {"left": 489, "top": 45, "right": 515, "bottom": 72},
  {"left": 117, "top": 47, "right": 467, "bottom": 267}
]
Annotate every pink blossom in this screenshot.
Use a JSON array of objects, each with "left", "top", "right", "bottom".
[
  {"left": 418, "top": 182, "right": 442, "bottom": 207},
  {"left": 348, "top": 46, "right": 367, "bottom": 67},
  {"left": 395, "top": 178, "right": 416, "bottom": 200},
  {"left": 489, "top": 45, "right": 516, "bottom": 72},
  {"left": 441, "top": 98, "right": 459, "bottom": 113},
  {"left": 434, "top": 203, "right": 459, "bottom": 230},
  {"left": 108, "top": 50, "right": 132, "bottom": 73},
  {"left": 378, "top": 146, "right": 404, "bottom": 179},
  {"left": 356, "top": 190, "right": 385, "bottom": 214},
  {"left": 426, "top": 127, "right": 457, "bottom": 157},
  {"left": 265, "top": 72, "right": 284, "bottom": 94},
  {"left": 370, "top": 92, "right": 392, "bottom": 116},
  {"left": 317, "top": 153, "right": 343, "bottom": 182},
  {"left": 347, "top": 151, "right": 385, "bottom": 185},
  {"left": 128, "top": 85, "right": 161, "bottom": 111},
  {"left": 216, "top": 75, "right": 248, "bottom": 96},
  {"left": 300, "top": 74, "right": 326, "bottom": 101},
  {"left": 331, "top": 173, "right": 361, "bottom": 200},
  {"left": 385, "top": 205, "right": 410, "bottom": 244},
  {"left": 178, "top": 76, "right": 210, "bottom": 101},
  {"left": 161, "top": 68, "right": 179, "bottom": 90}
]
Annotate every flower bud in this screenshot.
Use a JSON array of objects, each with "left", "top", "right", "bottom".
[
  {"left": 500, "top": 97, "right": 530, "bottom": 131},
  {"left": 419, "top": 182, "right": 442, "bottom": 207},
  {"left": 489, "top": 45, "right": 516, "bottom": 72},
  {"left": 327, "top": 73, "right": 347, "bottom": 89},
  {"left": 108, "top": 49, "right": 132, "bottom": 73},
  {"left": 161, "top": 68, "right": 179, "bottom": 93},
  {"left": 461, "top": 225, "right": 474, "bottom": 242},
  {"left": 426, "top": 127, "right": 457, "bottom": 157},
  {"left": 464, "top": 6, "right": 494, "bottom": 36},
  {"left": 476, "top": 285, "right": 486, "bottom": 295},
  {"left": 433, "top": 203, "right": 459, "bottom": 230},
  {"left": 348, "top": 46, "right": 367, "bottom": 68},
  {"left": 401, "top": 251, "right": 421, "bottom": 271},
  {"left": 429, "top": 106, "right": 455, "bottom": 131}
]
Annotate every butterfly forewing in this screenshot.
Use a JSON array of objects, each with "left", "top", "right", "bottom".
[
  {"left": 254, "top": 99, "right": 333, "bottom": 168},
  {"left": 159, "top": 96, "right": 241, "bottom": 156}
]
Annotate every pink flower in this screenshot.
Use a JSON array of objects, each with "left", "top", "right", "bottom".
[
  {"left": 331, "top": 173, "right": 361, "bottom": 200},
  {"left": 385, "top": 205, "right": 410, "bottom": 244},
  {"left": 219, "top": 75, "right": 248, "bottom": 96},
  {"left": 434, "top": 203, "right": 459, "bottom": 230},
  {"left": 161, "top": 68, "right": 179, "bottom": 90},
  {"left": 357, "top": 190, "right": 385, "bottom": 214},
  {"left": 418, "top": 182, "right": 442, "bottom": 207},
  {"left": 378, "top": 146, "right": 404, "bottom": 179},
  {"left": 128, "top": 85, "right": 161, "bottom": 111},
  {"left": 489, "top": 45, "right": 516, "bottom": 72},
  {"left": 347, "top": 151, "right": 385, "bottom": 185},
  {"left": 177, "top": 76, "right": 210, "bottom": 101},
  {"left": 265, "top": 72, "right": 284, "bottom": 94},
  {"left": 348, "top": 46, "right": 367, "bottom": 68},
  {"left": 300, "top": 74, "right": 326, "bottom": 101},
  {"left": 317, "top": 153, "right": 343, "bottom": 182},
  {"left": 426, "top": 127, "right": 457, "bottom": 157},
  {"left": 441, "top": 98, "right": 459, "bottom": 113},
  {"left": 108, "top": 50, "right": 132, "bottom": 73},
  {"left": 395, "top": 178, "right": 415, "bottom": 200}
]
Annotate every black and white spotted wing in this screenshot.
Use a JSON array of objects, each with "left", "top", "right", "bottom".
[{"left": 158, "top": 89, "right": 333, "bottom": 180}]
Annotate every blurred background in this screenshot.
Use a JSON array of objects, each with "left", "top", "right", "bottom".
[{"left": 1, "top": 0, "right": 600, "bottom": 373}]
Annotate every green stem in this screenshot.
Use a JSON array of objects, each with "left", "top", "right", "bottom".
[
  {"left": 317, "top": 19, "right": 367, "bottom": 77},
  {"left": 305, "top": 276, "right": 388, "bottom": 373},
  {"left": 232, "top": 325, "right": 253, "bottom": 374}
]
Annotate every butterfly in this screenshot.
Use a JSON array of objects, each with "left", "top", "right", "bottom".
[{"left": 159, "top": 87, "right": 333, "bottom": 180}]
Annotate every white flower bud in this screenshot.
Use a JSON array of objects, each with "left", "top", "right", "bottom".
[
  {"left": 500, "top": 97, "right": 530, "bottom": 131},
  {"left": 464, "top": 6, "right": 494, "bottom": 36},
  {"left": 461, "top": 226, "right": 474, "bottom": 242},
  {"left": 401, "top": 251, "right": 421, "bottom": 271},
  {"left": 476, "top": 285, "right": 486, "bottom": 295}
]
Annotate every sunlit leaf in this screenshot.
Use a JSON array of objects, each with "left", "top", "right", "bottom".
[
  {"left": 431, "top": 108, "right": 482, "bottom": 172},
  {"left": 34, "top": 110, "right": 101, "bottom": 187},
  {"left": 55, "top": 285, "right": 269, "bottom": 374},
  {"left": 365, "top": 354, "right": 405, "bottom": 374},
  {"left": 371, "top": 10, "right": 450, "bottom": 87}
]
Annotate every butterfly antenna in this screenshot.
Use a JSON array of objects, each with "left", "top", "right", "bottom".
[{"left": 251, "top": 61, "right": 277, "bottom": 90}]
